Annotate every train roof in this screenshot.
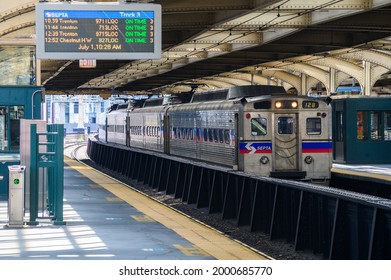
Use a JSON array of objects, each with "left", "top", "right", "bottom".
[
  {"left": 190, "top": 85, "right": 286, "bottom": 103},
  {"left": 143, "top": 96, "right": 183, "bottom": 107},
  {"left": 143, "top": 97, "right": 166, "bottom": 107}
]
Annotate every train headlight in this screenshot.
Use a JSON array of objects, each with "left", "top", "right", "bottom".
[
  {"left": 304, "top": 156, "right": 313, "bottom": 164},
  {"left": 291, "top": 101, "right": 298, "bottom": 108},
  {"left": 260, "top": 156, "right": 269, "bottom": 165},
  {"left": 275, "top": 101, "right": 282, "bottom": 109}
]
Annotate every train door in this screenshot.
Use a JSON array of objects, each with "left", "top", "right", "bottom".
[
  {"left": 274, "top": 114, "right": 298, "bottom": 171},
  {"left": 334, "top": 111, "right": 344, "bottom": 162}
]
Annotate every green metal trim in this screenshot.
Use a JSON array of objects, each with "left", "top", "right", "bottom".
[
  {"left": 27, "top": 124, "right": 39, "bottom": 225},
  {"left": 28, "top": 123, "right": 66, "bottom": 225}
]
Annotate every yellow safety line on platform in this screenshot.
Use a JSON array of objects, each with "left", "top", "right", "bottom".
[
  {"left": 64, "top": 157, "right": 269, "bottom": 260},
  {"left": 105, "top": 197, "right": 124, "bottom": 202},
  {"left": 331, "top": 168, "right": 391, "bottom": 182},
  {"left": 131, "top": 215, "right": 156, "bottom": 222},
  {"left": 174, "top": 244, "right": 209, "bottom": 257}
]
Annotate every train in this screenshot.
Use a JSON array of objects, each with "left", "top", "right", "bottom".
[{"left": 98, "top": 85, "right": 332, "bottom": 180}]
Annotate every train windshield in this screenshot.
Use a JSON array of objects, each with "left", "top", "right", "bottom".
[
  {"left": 278, "top": 117, "right": 294, "bottom": 134},
  {"left": 251, "top": 118, "right": 267, "bottom": 136}
]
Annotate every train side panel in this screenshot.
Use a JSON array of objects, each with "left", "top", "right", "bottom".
[
  {"left": 114, "top": 110, "right": 127, "bottom": 146},
  {"left": 238, "top": 108, "right": 273, "bottom": 177},
  {"left": 168, "top": 102, "right": 238, "bottom": 168},
  {"left": 143, "top": 108, "right": 166, "bottom": 152},
  {"left": 299, "top": 102, "right": 332, "bottom": 180},
  {"left": 128, "top": 106, "right": 166, "bottom": 153},
  {"left": 128, "top": 111, "right": 145, "bottom": 149}
]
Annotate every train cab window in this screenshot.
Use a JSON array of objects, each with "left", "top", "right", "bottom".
[
  {"left": 306, "top": 118, "right": 321, "bottom": 135},
  {"left": 251, "top": 118, "right": 267, "bottom": 136},
  {"left": 385, "top": 112, "right": 391, "bottom": 141},
  {"left": 278, "top": 117, "right": 294, "bottom": 134}
]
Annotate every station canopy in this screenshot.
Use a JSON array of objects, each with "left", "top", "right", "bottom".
[{"left": 0, "top": 0, "right": 390, "bottom": 96}]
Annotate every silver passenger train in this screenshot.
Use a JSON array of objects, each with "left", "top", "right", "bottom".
[{"left": 99, "top": 85, "right": 332, "bottom": 180}]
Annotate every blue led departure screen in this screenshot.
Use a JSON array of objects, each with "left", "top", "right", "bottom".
[{"left": 43, "top": 10, "right": 155, "bottom": 53}]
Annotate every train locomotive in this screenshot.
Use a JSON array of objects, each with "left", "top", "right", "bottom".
[{"left": 99, "top": 85, "right": 332, "bottom": 180}]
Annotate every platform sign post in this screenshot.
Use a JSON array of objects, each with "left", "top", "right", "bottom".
[{"left": 35, "top": 2, "right": 161, "bottom": 60}]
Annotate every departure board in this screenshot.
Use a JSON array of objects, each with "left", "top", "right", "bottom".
[{"left": 35, "top": 3, "right": 161, "bottom": 60}]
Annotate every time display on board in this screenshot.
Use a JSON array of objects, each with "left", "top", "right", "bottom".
[
  {"left": 36, "top": 3, "right": 162, "bottom": 60},
  {"left": 43, "top": 11, "right": 155, "bottom": 53}
]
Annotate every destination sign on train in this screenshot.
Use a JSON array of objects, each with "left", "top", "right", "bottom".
[{"left": 35, "top": 2, "right": 161, "bottom": 60}]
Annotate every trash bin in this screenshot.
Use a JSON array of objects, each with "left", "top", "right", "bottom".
[{"left": 8, "top": 165, "right": 26, "bottom": 227}]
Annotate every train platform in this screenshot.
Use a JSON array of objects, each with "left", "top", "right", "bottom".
[
  {"left": 0, "top": 156, "right": 267, "bottom": 260},
  {"left": 332, "top": 163, "right": 391, "bottom": 183}
]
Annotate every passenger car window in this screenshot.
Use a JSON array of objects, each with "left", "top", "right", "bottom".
[
  {"left": 173, "top": 127, "right": 177, "bottom": 139},
  {"left": 370, "top": 111, "right": 381, "bottom": 140},
  {"left": 385, "top": 112, "right": 391, "bottom": 141},
  {"left": 203, "top": 128, "right": 208, "bottom": 142},
  {"left": 208, "top": 128, "right": 213, "bottom": 142},
  {"left": 357, "top": 111, "right": 368, "bottom": 140},
  {"left": 213, "top": 128, "right": 219, "bottom": 143},
  {"left": 219, "top": 129, "right": 224, "bottom": 143},
  {"left": 224, "top": 129, "right": 230, "bottom": 144}
]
